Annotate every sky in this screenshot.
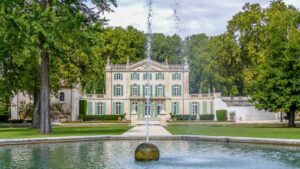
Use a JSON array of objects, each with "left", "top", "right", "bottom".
[{"left": 102, "top": 0, "right": 300, "bottom": 37}]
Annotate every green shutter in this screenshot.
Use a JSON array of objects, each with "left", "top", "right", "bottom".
[
  {"left": 150, "top": 74, "right": 152, "bottom": 80},
  {"left": 150, "top": 85, "right": 153, "bottom": 96},
  {"left": 189, "top": 102, "right": 192, "bottom": 114},
  {"left": 179, "top": 85, "right": 182, "bottom": 96},
  {"left": 131, "top": 74, "right": 133, "bottom": 80},
  {"left": 113, "top": 85, "right": 116, "bottom": 96},
  {"left": 121, "top": 85, "right": 123, "bottom": 96},
  {"left": 179, "top": 74, "right": 181, "bottom": 80},
  {"left": 203, "top": 101, "right": 207, "bottom": 114},
  {"left": 130, "top": 85, "right": 132, "bottom": 96},
  {"left": 143, "top": 85, "right": 145, "bottom": 96},
  {"left": 171, "top": 102, "right": 174, "bottom": 114},
  {"left": 120, "top": 74, "right": 123, "bottom": 80},
  {"left": 156, "top": 74, "right": 158, "bottom": 80},
  {"left": 95, "top": 102, "right": 98, "bottom": 114},
  {"left": 87, "top": 101, "right": 93, "bottom": 115},
  {"left": 121, "top": 102, "right": 124, "bottom": 114},
  {"left": 114, "top": 74, "right": 116, "bottom": 80},
  {"left": 103, "top": 103, "right": 106, "bottom": 114},
  {"left": 176, "top": 102, "right": 179, "bottom": 114},
  {"left": 155, "top": 85, "right": 157, "bottom": 96},
  {"left": 138, "top": 85, "right": 140, "bottom": 96},
  {"left": 172, "top": 85, "right": 174, "bottom": 96},
  {"left": 197, "top": 102, "right": 200, "bottom": 114},
  {"left": 163, "top": 85, "right": 165, "bottom": 96},
  {"left": 137, "top": 74, "right": 139, "bottom": 80},
  {"left": 112, "top": 102, "right": 116, "bottom": 114},
  {"left": 162, "top": 74, "right": 164, "bottom": 80}
]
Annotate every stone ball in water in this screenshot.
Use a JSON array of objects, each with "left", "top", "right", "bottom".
[{"left": 134, "top": 142, "right": 160, "bottom": 161}]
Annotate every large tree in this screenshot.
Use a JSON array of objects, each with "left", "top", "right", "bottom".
[{"left": 0, "top": 0, "right": 116, "bottom": 133}]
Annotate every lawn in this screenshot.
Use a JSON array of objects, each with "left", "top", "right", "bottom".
[
  {"left": 165, "top": 123, "right": 300, "bottom": 139},
  {"left": 0, "top": 124, "right": 131, "bottom": 139}
]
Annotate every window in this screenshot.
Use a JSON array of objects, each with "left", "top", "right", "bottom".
[
  {"left": 156, "top": 85, "right": 164, "bottom": 96},
  {"left": 145, "top": 85, "right": 151, "bottom": 96},
  {"left": 97, "top": 102, "right": 104, "bottom": 115},
  {"left": 156, "top": 102, "right": 163, "bottom": 115},
  {"left": 131, "top": 73, "right": 139, "bottom": 80},
  {"left": 172, "top": 85, "right": 181, "bottom": 96},
  {"left": 132, "top": 84, "right": 138, "bottom": 96},
  {"left": 132, "top": 102, "right": 138, "bottom": 112},
  {"left": 114, "top": 73, "right": 122, "bottom": 80},
  {"left": 143, "top": 73, "right": 152, "bottom": 80},
  {"left": 172, "top": 102, "right": 178, "bottom": 114},
  {"left": 116, "top": 102, "right": 121, "bottom": 114},
  {"left": 172, "top": 73, "right": 181, "bottom": 80},
  {"left": 156, "top": 73, "right": 164, "bottom": 80},
  {"left": 116, "top": 84, "right": 121, "bottom": 96},
  {"left": 192, "top": 102, "right": 198, "bottom": 114},
  {"left": 144, "top": 102, "right": 150, "bottom": 116},
  {"left": 59, "top": 92, "right": 65, "bottom": 101}
]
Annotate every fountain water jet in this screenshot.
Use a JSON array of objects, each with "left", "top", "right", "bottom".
[{"left": 134, "top": 0, "right": 160, "bottom": 162}]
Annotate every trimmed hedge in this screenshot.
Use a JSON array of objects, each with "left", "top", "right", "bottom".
[
  {"left": 216, "top": 110, "right": 227, "bottom": 121},
  {"left": 199, "top": 114, "right": 214, "bottom": 120},
  {"left": 79, "top": 100, "right": 87, "bottom": 119},
  {"left": 83, "top": 114, "right": 126, "bottom": 121},
  {"left": 0, "top": 114, "right": 9, "bottom": 122},
  {"left": 171, "top": 115, "right": 197, "bottom": 120}
]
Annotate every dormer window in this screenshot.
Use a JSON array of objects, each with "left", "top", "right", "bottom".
[
  {"left": 172, "top": 73, "right": 181, "bottom": 80},
  {"left": 114, "top": 73, "right": 123, "bottom": 80}
]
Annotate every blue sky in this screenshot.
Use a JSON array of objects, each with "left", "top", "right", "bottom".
[{"left": 102, "top": 0, "right": 300, "bottom": 37}]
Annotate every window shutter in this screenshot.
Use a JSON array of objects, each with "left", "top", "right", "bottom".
[
  {"left": 172, "top": 85, "right": 174, "bottom": 96},
  {"left": 162, "top": 74, "right": 164, "bottom": 80},
  {"left": 137, "top": 74, "right": 139, "bottom": 80},
  {"left": 103, "top": 103, "right": 106, "bottom": 114},
  {"left": 143, "top": 85, "right": 145, "bottom": 96},
  {"left": 156, "top": 74, "right": 158, "bottom": 80},
  {"left": 120, "top": 74, "right": 123, "bottom": 80},
  {"left": 150, "top": 74, "right": 152, "bottom": 80},
  {"left": 112, "top": 102, "right": 116, "bottom": 115},
  {"left": 189, "top": 102, "right": 192, "bottom": 114},
  {"left": 203, "top": 101, "right": 207, "bottom": 114},
  {"left": 197, "top": 102, "right": 200, "bottom": 114},
  {"left": 179, "top": 85, "right": 182, "bottom": 96},
  {"left": 95, "top": 102, "right": 98, "bottom": 114},
  {"left": 131, "top": 74, "right": 133, "bottom": 80},
  {"left": 179, "top": 74, "right": 181, "bottom": 80},
  {"left": 163, "top": 85, "right": 165, "bottom": 96},
  {"left": 130, "top": 85, "right": 132, "bottom": 96},
  {"left": 143, "top": 73, "right": 145, "bottom": 80},
  {"left": 138, "top": 85, "right": 140, "bottom": 96},
  {"left": 155, "top": 85, "right": 157, "bottom": 96},
  {"left": 121, "top": 102, "right": 124, "bottom": 114},
  {"left": 150, "top": 85, "right": 153, "bottom": 96},
  {"left": 121, "top": 85, "right": 123, "bottom": 96},
  {"left": 176, "top": 102, "right": 179, "bottom": 114},
  {"left": 113, "top": 85, "right": 116, "bottom": 96},
  {"left": 114, "top": 74, "right": 116, "bottom": 80},
  {"left": 171, "top": 102, "right": 174, "bottom": 114}
]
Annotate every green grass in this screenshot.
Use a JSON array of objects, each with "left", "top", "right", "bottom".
[
  {"left": 165, "top": 123, "right": 300, "bottom": 139},
  {"left": 0, "top": 124, "right": 131, "bottom": 139}
]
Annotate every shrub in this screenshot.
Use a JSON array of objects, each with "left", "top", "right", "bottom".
[
  {"left": 216, "top": 110, "right": 227, "bottom": 121},
  {"left": 0, "top": 114, "right": 9, "bottom": 122},
  {"left": 79, "top": 100, "right": 87, "bottom": 118},
  {"left": 83, "top": 114, "right": 126, "bottom": 121},
  {"left": 199, "top": 114, "right": 214, "bottom": 120},
  {"left": 171, "top": 115, "right": 197, "bottom": 120}
]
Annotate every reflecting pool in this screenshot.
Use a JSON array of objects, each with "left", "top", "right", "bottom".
[{"left": 0, "top": 140, "right": 299, "bottom": 169}]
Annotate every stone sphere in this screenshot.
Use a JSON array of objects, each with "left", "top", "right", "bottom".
[{"left": 134, "top": 142, "right": 160, "bottom": 161}]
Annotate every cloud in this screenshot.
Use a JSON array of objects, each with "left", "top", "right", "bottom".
[{"left": 104, "top": 0, "right": 300, "bottom": 37}]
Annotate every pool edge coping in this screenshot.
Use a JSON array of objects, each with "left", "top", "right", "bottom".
[{"left": 1, "top": 135, "right": 300, "bottom": 146}]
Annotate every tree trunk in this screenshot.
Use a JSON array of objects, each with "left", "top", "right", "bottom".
[
  {"left": 31, "top": 89, "right": 40, "bottom": 128},
  {"left": 287, "top": 110, "right": 296, "bottom": 127},
  {"left": 39, "top": 34, "right": 52, "bottom": 134}
]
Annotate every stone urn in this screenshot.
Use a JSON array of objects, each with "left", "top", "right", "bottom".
[{"left": 134, "top": 142, "right": 160, "bottom": 161}]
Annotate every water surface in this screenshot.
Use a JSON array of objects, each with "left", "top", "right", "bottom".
[{"left": 0, "top": 140, "right": 299, "bottom": 169}]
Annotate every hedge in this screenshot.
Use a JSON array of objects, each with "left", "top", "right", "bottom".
[
  {"left": 79, "top": 100, "right": 87, "bottom": 119},
  {"left": 83, "top": 114, "right": 126, "bottom": 121},
  {"left": 216, "top": 110, "right": 227, "bottom": 121},
  {"left": 0, "top": 114, "right": 9, "bottom": 122},
  {"left": 171, "top": 115, "right": 197, "bottom": 120},
  {"left": 199, "top": 114, "right": 214, "bottom": 120}
]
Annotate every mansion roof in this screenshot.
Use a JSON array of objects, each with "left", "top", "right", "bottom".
[{"left": 106, "top": 58, "right": 189, "bottom": 72}]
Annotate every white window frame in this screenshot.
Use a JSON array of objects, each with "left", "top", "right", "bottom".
[
  {"left": 132, "top": 102, "right": 138, "bottom": 112},
  {"left": 132, "top": 85, "right": 138, "bottom": 96},
  {"left": 116, "top": 102, "right": 121, "bottom": 115},
  {"left": 173, "top": 73, "right": 181, "bottom": 80},
  {"left": 144, "top": 73, "right": 151, "bottom": 80},
  {"left": 116, "top": 84, "right": 121, "bottom": 96},
  {"left": 145, "top": 85, "right": 151, "bottom": 96},
  {"left": 174, "top": 85, "right": 180, "bottom": 96},
  {"left": 115, "top": 73, "right": 122, "bottom": 80},
  {"left": 192, "top": 102, "right": 198, "bottom": 114},
  {"left": 157, "top": 73, "right": 163, "bottom": 80},
  {"left": 145, "top": 102, "right": 150, "bottom": 116},
  {"left": 173, "top": 102, "right": 177, "bottom": 114},
  {"left": 132, "top": 73, "right": 139, "bottom": 80},
  {"left": 97, "top": 102, "right": 103, "bottom": 115},
  {"left": 157, "top": 85, "right": 163, "bottom": 96}
]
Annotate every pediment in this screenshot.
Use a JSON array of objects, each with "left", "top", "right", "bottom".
[{"left": 128, "top": 59, "right": 167, "bottom": 71}]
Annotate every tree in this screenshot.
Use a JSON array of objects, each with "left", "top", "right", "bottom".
[
  {"left": 248, "top": 1, "right": 300, "bottom": 127},
  {"left": 0, "top": 0, "right": 117, "bottom": 133}
]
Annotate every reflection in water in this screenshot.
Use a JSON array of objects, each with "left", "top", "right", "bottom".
[{"left": 0, "top": 140, "right": 299, "bottom": 169}]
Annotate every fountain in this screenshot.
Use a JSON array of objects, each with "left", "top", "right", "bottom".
[{"left": 134, "top": 0, "right": 160, "bottom": 161}]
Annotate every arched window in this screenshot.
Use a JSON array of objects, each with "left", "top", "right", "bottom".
[{"left": 59, "top": 92, "right": 65, "bottom": 101}]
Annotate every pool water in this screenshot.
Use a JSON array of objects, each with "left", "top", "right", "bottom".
[{"left": 0, "top": 140, "right": 299, "bottom": 169}]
